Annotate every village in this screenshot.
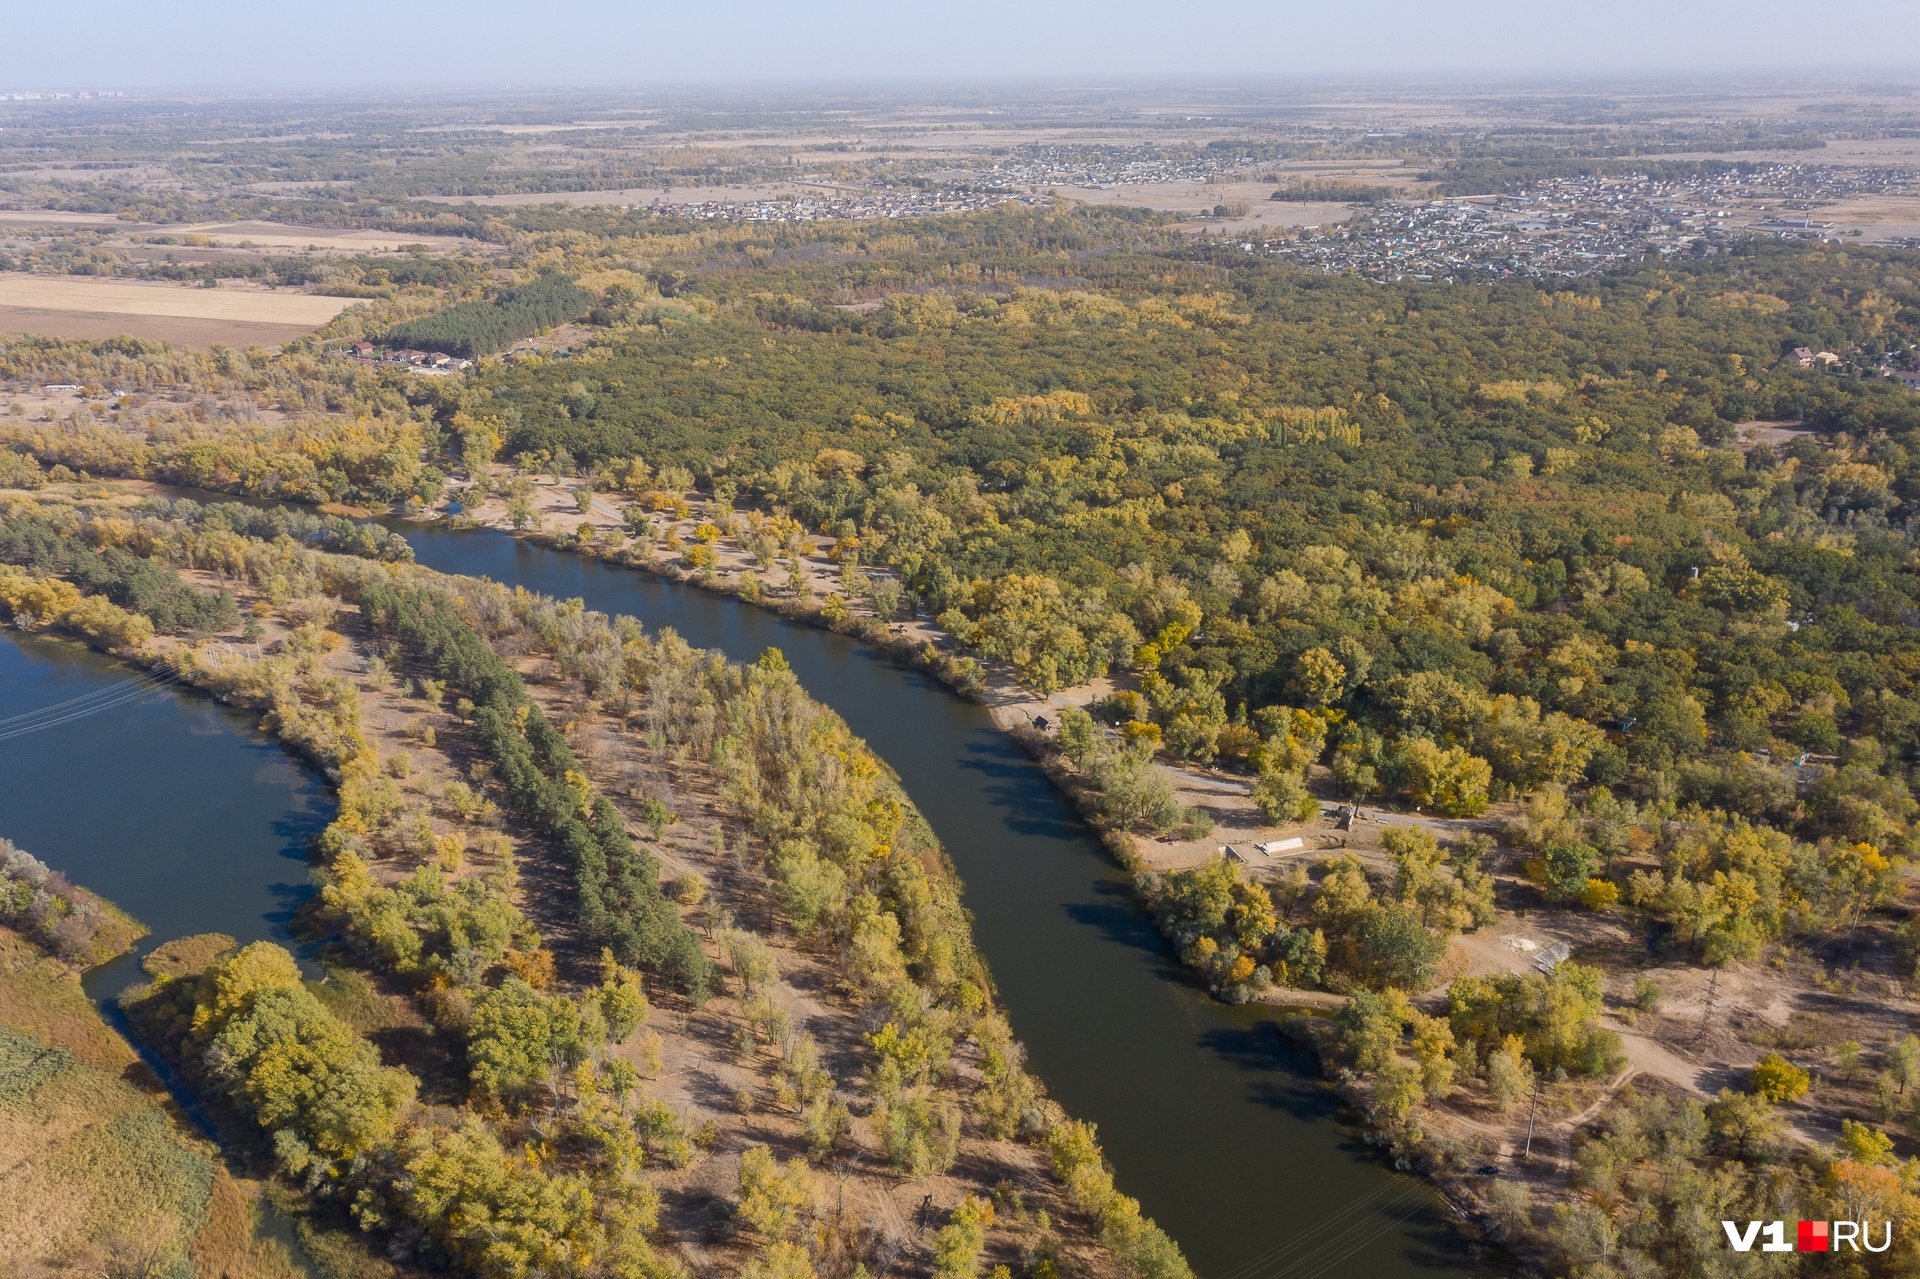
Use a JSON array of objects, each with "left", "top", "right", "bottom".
[{"left": 1260, "top": 163, "right": 1920, "bottom": 281}]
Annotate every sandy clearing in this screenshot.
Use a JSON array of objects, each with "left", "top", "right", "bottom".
[
  {"left": 1735, "top": 419, "right": 1814, "bottom": 452},
  {"left": 161, "top": 220, "right": 474, "bottom": 252},
  {"left": 0, "top": 210, "right": 132, "bottom": 228},
  {"left": 0, "top": 274, "right": 352, "bottom": 325}
]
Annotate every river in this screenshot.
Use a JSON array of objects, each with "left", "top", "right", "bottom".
[
  {"left": 387, "top": 523, "right": 1486, "bottom": 1279},
  {"left": 0, "top": 516, "right": 1488, "bottom": 1279}
]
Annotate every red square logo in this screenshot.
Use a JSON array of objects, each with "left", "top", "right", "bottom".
[{"left": 1798, "top": 1221, "right": 1829, "bottom": 1252}]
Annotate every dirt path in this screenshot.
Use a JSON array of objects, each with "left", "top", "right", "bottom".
[{"left": 1602, "top": 1018, "right": 1709, "bottom": 1098}]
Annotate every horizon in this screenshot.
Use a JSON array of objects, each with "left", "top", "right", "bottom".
[{"left": 9, "top": 1, "right": 1920, "bottom": 92}]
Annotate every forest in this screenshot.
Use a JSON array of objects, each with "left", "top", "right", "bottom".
[
  {"left": 382, "top": 274, "right": 597, "bottom": 358},
  {"left": 445, "top": 216, "right": 1920, "bottom": 860}
]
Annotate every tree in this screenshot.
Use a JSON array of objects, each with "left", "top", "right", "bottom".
[
  {"left": 1370, "top": 1058, "right": 1424, "bottom": 1127},
  {"left": 933, "top": 1196, "right": 995, "bottom": 1279},
  {"left": 1357, "top": 906, "right": 1448, "bottom": 991},
  {"left": 1707, "top": 1088, "right": 1788, "bottom": 1161},
  {"left": 1838, "top": 1118, "right": 1896, "bottom": 1167},
  {"left": 467, "top": 978, "right": 596, "bottom": 1106},
  {"left": 1410, "top": 1013, "right": 1458, "bottom": 1096},
  {"left": 403, "top": 1118, "right": 603, "bottom": 1278},
  {"left": 172, "top": 942, "right": 415, "bottom": 1179},
  {"left": 1252, "top": 767, "right": 1318, "bottom": 823},
  {"left": 1549, "top": 1201, "right": 1620, "bottom": 1273},
  {"left": 1294, "top": 647, "right": 1347, "bottom": 707},
  {"left": 1393, "top": 738, "right": 1491, "bottom": 817},
  {"left": 596, "top": 948, "right": 647, "bottom": 1043},
  {"left": 1540, "top": 840, "right": 1600, "bottom": 903},
  {"left": 873, "top": 1092, "right": 961, "bottom": 1177},
  {"left": 739, "top": 1243, "right": 818, "bottom": 1279},
  {"left": 1750, "top": 1052, "right": 1810, "bottom": 1103},
  {"left": 1334, "top": 988, "right": 1413, "bottom": 1073},
  {"left": 1890, "top": 1034, "right": 1920, "bottom": 1095},
  {"left": 1486, "top": 1035, "right": 1533, "bottom": 1112},
  {"left": 736, "top": 1145, "right": 817, "bottom": 1240}
]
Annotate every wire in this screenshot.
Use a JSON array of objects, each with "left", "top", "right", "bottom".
[
  {"left": 0, "top": 672, "right": 171, "bottom": 730},
  {"left": 1287, "top": 1192, "right": 1434, "bottom": 1279},
  {"left": 0, "top": 667, "right": 189, "bottom": 743},
  {"left": 1264, "top": 1187, "right": 1428, "bottom": 1279},
  {"left": 1244, "top": 1186, "right": 1433, "bottom": 1279},
  {"left": 1211, "top": 1180, "right": 1404, "bottom": 1279}
]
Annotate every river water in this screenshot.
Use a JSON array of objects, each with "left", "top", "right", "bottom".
[
  {"left": 0, "top": 633, "right": 331, "bottom": 999},
  {"left": 0, "top": 516, "right": 1488, "bottom": 1279}
]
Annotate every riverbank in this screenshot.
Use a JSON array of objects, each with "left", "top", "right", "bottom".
[
  {"left": 405, "top": 477, "right": 1738, "bottom": 1279},
  {"left": 402, "top": 482, "right": 1520, "bottom": 1266},
  {"left": 5, "top": 477, "right": 1491, "bottom": 1277},
  {"left": 0, "top": 490, "right": 1189, "bottom": 1279},
  {"left": 0, "top": 896, "right": 308, "bottom": 1278}
]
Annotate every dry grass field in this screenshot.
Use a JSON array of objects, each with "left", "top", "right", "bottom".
[
  {"left": 153, "top": 221, "right": 474, "bottom": 254},
  {"left": 0, "top": 927, "right": 307, "bottom": 1279},
  {"left": 0, "top": 273, "right": 356, "bottom": 348}
]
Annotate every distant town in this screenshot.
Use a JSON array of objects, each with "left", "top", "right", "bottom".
[{"left": 1255, "top": 164, "right": 1919, "bottom": 282}]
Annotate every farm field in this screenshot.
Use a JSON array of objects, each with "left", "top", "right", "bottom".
[
  {"left": 0, "top": 273, "right": 354, "bottom": 347},
  {"left": 154, "top": 220, "right": 475, "bottom": 253}
]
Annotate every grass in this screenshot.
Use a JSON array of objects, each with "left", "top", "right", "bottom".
[
  {"left": 143, "top": 931, "right": 237, "bottom": 979},
  {"left": 0, "top": 926, "right": 309, "bottom": 1279}
]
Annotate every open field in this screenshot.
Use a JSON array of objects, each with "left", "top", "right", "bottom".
[
  {"left": 154, "top": 220, "right": 475, "bottom": 253},
  {"left": 1058, "top": 179, "right": 1367, "bottom": 234},
  {"left": 1815, "top": 193, "right": 1920, "bottom": 241},
  {"left": 0, "top": 273, "right": 354, "bottom": 347},
  {"left": 0, "top": 210, "right": 129, "bottom": 229},
  {"left": 422, "top": 181, "right": 826, "bottom": 207}
]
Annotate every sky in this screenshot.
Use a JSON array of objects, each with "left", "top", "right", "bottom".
[{"left": 5, "top": 0, "right": 1920, "bottom": 89}]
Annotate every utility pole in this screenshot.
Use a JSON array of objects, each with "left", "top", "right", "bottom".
[
  {"left": 1523, "top": 1080, "right": 1540, "bottom": 1161},
  {"left": 1693, "top": 970, "right": 1720, "bottom": 1046}
]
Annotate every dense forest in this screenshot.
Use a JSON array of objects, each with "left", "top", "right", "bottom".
[
  {"left": 383, "top": 274, "right": 596, "bottom": 357},
  {"left": 449, "top": 216, "right": 1920, "bottom": 857}
]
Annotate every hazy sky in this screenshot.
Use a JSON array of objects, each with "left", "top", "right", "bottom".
[{"left": 7, "top": 0, "right": 1920, "bottom": 88}]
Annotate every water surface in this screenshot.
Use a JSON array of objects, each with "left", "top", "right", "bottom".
[{"left": 0, "top": 632, "right": 330, "bottom": 1002}]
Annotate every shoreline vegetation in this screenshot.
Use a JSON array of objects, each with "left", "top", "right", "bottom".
[
  {"left": 0, "top": 489, "right": 1188, "bottom": 1279},
  {"left": 0, "top": 843, "right": 311, "bottom": 1279}
]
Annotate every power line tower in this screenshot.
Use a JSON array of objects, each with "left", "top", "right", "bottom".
[{"left": 1692, "top": 970, "right": 1720, "bottom": 1046}]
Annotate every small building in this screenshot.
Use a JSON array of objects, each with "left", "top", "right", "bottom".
[
  {"left": 1533, "top": 942, "right": 1573, "bottom": 974},
  {"left": 1031, "top": 715, "right": 1050, "bottom": 732},
  {"left": 1814, "top": 351, "right": 1842, "bottom": 367},
  {"left": 1793, "top": 347, "right": 1815, "bottom": 368},
  {"left": 350, "top": 341, "right": 374, "bottom": 358},
  {"left": 1898, "top": 371, "right": 1920, "bottom": 393},
  {"left": 1257, "top": 837, "right": 1306, "bottom": 856}
]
